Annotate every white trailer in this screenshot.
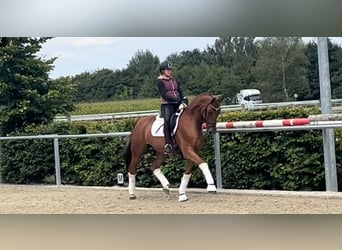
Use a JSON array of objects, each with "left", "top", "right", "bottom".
[{"left": 236, "top": 89, "right": 262, "bottom": 109}]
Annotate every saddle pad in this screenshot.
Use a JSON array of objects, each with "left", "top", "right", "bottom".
[{"left": 151, "top": 113, "right": 181, "bottom": 137}]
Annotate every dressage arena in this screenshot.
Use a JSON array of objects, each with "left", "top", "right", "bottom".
[{"left": 1, "top": 184, "right": 342, "bottom": 214}]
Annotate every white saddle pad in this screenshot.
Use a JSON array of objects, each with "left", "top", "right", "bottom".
[{"left": 151, "top": 113, "right": 181, "bottom": 137}]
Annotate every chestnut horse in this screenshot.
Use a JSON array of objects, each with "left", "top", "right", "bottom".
[{"left": 124, "top": 93, "right": 223, "bottom": 202}]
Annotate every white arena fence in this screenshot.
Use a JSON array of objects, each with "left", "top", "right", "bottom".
[
  {"left": 0, "top": 132, "right": 130, "bottom": 187},
  {"left": 54, "top": 99, "right": 342, "bottom": 122},
  {"left": 0, "top": 118, "right": 342, "bottom": 191}
]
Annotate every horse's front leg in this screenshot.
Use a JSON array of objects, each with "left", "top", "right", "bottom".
[
  {"left": 182, "top": 148, "right": 217, "bottom": 194},
  {"left": 178, "top": 160, "right": 194, "bottom": 202},
  {"left": 199, "top": 162, "right": 217, "bottom": 193}
]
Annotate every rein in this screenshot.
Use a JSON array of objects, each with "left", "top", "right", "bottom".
[{"left": 202, "top": 103, "right": 221, "bottom": 127}]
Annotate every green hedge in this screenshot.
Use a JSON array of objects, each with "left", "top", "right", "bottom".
[
  {"left": 217, "top": 106, "right": 329, "bottom": 191},
  {"left": 1, "top": 106, "right": 342, "bottom": 191}
]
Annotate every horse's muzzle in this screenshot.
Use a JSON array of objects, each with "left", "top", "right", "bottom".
[{"left": 207, "top": 126, "right": 217, "bottom": 134}]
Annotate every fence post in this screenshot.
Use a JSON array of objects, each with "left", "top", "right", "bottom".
[
  {"left": 317, "top": 37, "right": 338, "bottom": 192},
  {"left": 214, "top": 132, "right": 222, "bottom": 189},
  {"left": 53, "top": 137, "right": 61, "bottom": 187},
  {"left": 0, "top": 142, "right": 2, "bottom": 184}
]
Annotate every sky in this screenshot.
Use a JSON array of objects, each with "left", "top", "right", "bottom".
[
  {"left": 39, "top": 37, "right": 342, "bottom": 79},
  {"left": 39, "top": 37, "right": 218, "bottom": 79}
]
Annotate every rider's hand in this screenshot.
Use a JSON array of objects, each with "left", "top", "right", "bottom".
[
  {"left": 178, "top": 103, "right": 187, "bottom": 110},
  {"left": 182, "top": 97, "right": 189, "bottom": 105}
]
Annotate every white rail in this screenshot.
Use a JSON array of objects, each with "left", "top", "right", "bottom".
[{"left": 54, "top": 99, "right": 342, "bottom": 122}]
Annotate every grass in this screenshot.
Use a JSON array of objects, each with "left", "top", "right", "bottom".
[{"left": 71, "top": 98, "right": 162, "bottom": 115}]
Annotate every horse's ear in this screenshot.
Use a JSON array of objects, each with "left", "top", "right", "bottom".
[{"left": 215, "top": 95, "right": 224, "bottom": 104}]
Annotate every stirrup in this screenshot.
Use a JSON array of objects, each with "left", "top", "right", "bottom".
[{"left": 164, "top": 144, "right": 173, "bottom": 154}]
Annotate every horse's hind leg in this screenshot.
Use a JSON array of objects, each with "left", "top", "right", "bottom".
[
  {"left": 128, "top": 143, "right": 146, "bottom": 200},
  {"left": 151, "top": 153, "right": 170, "bottom": 195}
]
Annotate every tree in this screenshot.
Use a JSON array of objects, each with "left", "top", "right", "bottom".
[
  {"left": 168, "top": 49, "right": 208, "bottom": 68},
  {"left": 253, "top": 37, "right": 309, "bottom": 102},
  {"left": 304, "top": 41, "right": 320, "bottom": 100},
  {"left": 0, "top": 37, "right": 75, "bottom": 135},
  {"left": 206, "top": 37, "right": 258, "bottom": 87},
  {"left": 126, "top": 50, "right": 160, "bottom": 98},
  {"left": 0, "top": 37, "right": 8, "bottom": 47},
  {"left": 327, "top": 40, "right": 342, "bottom": 99},
  {"left": 303, "top": 38, "right": 342, "bottom": 100},
  {"left": 72, "top": 71, "right": 95, "bottom": 102}
]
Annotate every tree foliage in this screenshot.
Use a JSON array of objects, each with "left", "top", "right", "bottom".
[
  {"left": 0, "top": 37, "right": 75, "bottom": 135},
  {"left": 56, "top": 37, "right": 342, "bottom": 105},
  {"left": 253, "top": 37, "right": 309, "bottom": 102},
  {"left": 126, "top": 50, "right": 160, "bottom": 98}
]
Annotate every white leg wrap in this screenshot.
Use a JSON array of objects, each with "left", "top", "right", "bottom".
[
  {"left": 153, "top": 168, "right": 170, "bottom": 188},
  {"left": 128, "top": 173, "right": 136, "bottom": 195},
  {"left": 199, "top": 163, "right": 214, "bottom": 185},
  {"left": 178, "top": 193, "right": 188, "bottom": 202},
  {"left": 179, "top": 173, "right": 191, "bottom": 194}
]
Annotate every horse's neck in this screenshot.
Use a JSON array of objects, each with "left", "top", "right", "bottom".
[
  {"left": 185, "top": 106, "right": 205, "bottom": 130},
  {"left": 186, "top": 95, "right": 212, "bottom": 129}
]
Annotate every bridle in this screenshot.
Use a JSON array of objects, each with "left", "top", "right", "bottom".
[{"left": 202, "top": 103, "right": 221, "bottom": 129}]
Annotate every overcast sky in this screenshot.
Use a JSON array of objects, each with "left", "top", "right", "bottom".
[
  {"left": 39, "top": 37, "right": 342, "bottom": 79},
  {"left": 39, "top": 37, "right": 218, "bottom": 79}
]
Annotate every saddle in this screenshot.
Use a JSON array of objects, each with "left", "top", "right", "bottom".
[{"left": 151, "top": 108, "right": 184, "bottom": 137}]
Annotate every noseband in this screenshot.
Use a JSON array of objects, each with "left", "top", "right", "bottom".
[{"left": 202, "top": 103, "right": 221, "bottom": 128}]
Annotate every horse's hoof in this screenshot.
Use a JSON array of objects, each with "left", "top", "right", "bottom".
[
  {"left": 163, "top": 185, "right": 170, "bottom": 195},
  {"left": 178, "top": 193, "right": 188, "bottom": 202},
  {"left": 129, "top": 194, "right": 136, "bottom": 200},
  {"left": 207, "top": 184, "right": 217, "bottom": 193}
]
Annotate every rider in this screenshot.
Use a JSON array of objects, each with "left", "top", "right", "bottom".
[{"left": 157, "top": 60, "right": 187, "bottom": 155}]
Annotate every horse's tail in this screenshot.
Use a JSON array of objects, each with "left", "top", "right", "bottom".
[{"left": 124, "top": 135, "right": 132, "bottom": 168}]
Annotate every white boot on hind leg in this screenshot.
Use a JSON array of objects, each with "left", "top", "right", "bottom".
[
  {"left": 178, "top": 193, "right": 188, "bottom": 202},
  {"left": 128, "top": 173, "right": 137, "bottom": 200},
  {"left": 178, "top": 173, "right": 191, "bottom": 202},
  {"left": 207, "top": 184, "right": 217, "bottom": 193},
  {"left": 129, "top": 194, "right": 137, "bottom": 200},
  {"left": 163, "top": 184, "right": 170, "bottom": 195},
  {"left": 153, "top": 168, "right": 170, "bottom": 195}
]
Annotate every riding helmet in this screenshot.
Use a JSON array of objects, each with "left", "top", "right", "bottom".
[{"left": 159, "top": 61, "right": 172, "bottom": 73}]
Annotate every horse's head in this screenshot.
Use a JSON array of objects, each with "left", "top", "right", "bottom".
[{"left": 203, "top": 95, "right": 224, "bottom": 134}]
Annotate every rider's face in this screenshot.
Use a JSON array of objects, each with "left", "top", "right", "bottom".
[{"left": 163, "top": 69, "right": 172, "bottom": 77}]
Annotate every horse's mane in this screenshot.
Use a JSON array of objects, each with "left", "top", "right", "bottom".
[{"left": 188, "top": 93, "right": 213, "bottom": 110}]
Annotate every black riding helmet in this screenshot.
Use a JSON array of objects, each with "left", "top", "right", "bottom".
[{"left": 159, "top": 61, "right": 172, "bottom": 73}]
